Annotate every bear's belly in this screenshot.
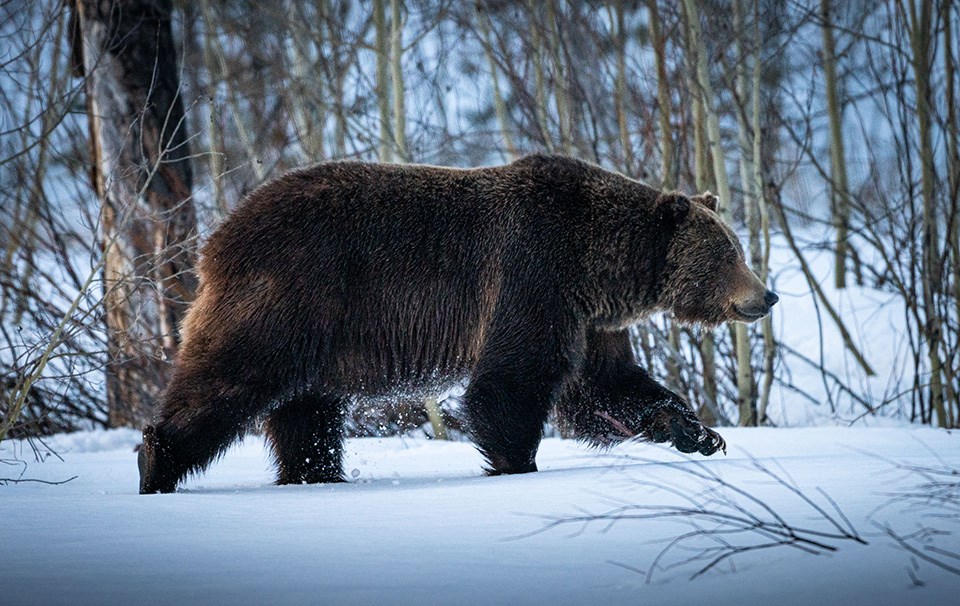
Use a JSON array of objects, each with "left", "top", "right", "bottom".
[{"left": 309, "top": 316, "right": 481, "bottom": 398}]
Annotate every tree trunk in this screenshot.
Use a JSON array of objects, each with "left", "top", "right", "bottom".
[
  {"left": 821, "top": 0, "right": 851, "bottom": 289},
  {"left": 942, "top": 0, "right": 959, "bottom": 427},
  {"left": 547, "top": 1, "right": 572, "bottom": 154},
  {"left": 681, "top": 0, "right": 717, "bottom": 426},
  {"left": 478, "top": 5, "right": 517, "bottom": 159},
  {"left": 612, "top": 0, "right": 634, "bottom": 173},
  {"left": 286, "top": 0, "right": 326, "bottom": 160},
  {"left": 753, "top": 0, "right": 775, "bottom": 425},
  {"left": 72, "top": 0, "right": 197, "bottom": 427},
  {"left": 528, "top": 1, "right": 554, "bottom": 152},
  {"left": 374, "top": 0, "right": 392, "bottom": 162},
  {"left": 646, "top": 0, "right": 684, "bottom": 394},
  {"left": 904, "top": 0, "right": 946, "bottom": 427},
  {"left": 684, "top": 0, "right": 751, "bottom": 425},
  {"left": 389, "top": 0, "right": 409, "bottom": 161},
  {"left": 201, "top": 0, "right": 265, "bottom": 182},
  {"left": 732, "top": 0, "right": 757, "bottom": 426},
  {"left": 323, "top": 0, "right": 349, "bottom": 158},
  {"left": 200, "top": 0, "right": 226, "bottom": 215},
  {"left": 648, "top": 0, "right": 673, "bottom": 189}
]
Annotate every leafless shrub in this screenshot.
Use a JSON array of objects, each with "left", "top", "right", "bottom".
[
  {"left": 868, "top": 446, "right": 960, "bottom": 579},
  {"left": 512, "top": 452, "right": 865, "bottom": 581}
]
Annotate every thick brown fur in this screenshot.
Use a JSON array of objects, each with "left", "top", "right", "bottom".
[{"left": 139, "top": 154, "right": 777, "bottom": 493}]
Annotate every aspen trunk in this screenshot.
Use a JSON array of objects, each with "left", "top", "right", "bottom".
[
  {"left": 391, "top": 0, "right": 442, "bottom": 434},
  {"left": 681, "top": 0, "right": 717, "bottom": 426},
  {"left": 324, "top": 0, "right": 349, "bottom": 158},
  {"left": 73, "top": 0, "right": 197, "bottom": 427},
  {"left": 612, "top": 0, "right": 634, "bottom": 172},
  {"left": 547, "top": 1, "right": 572, "bottom": 154},
  {"left": 286, "top": 1, "right": 325, "bottom": 159},
  {"left": 942, "top": 0, "right": 959, "bottom": 427},
  {"left": 478, "top": 6, "right": 517, "bottom": 158},
  {"left": 754, "top": 0, "right": 775, "bottom": 425},
  {"left": 374, "top": 0, "right": 392, "bottom": 162},
  {"left": 424, "top": 396, "right": 447, "bottom": 440},
  {"left": 682, "top": 0, "right": 732, "bottom": 209},
  {"left": 732, "top": 0, "right": 757, "bottom": 426},
  {"left": 389, "top": 0, "right": 408, "bottom": 161},
  {"left": 684, "top": 0, "right": 752, "bottom": 425},
  {"left": 528, "top": 1, "right": 554, "bottom": 152},
  {"left": 648, "top": 0, "right": 673, "bottom": 188},
  {"left": 646, "top": 0, "right": 684, "bottom": 392},
  {"left": 821, "top": 0, "right": 851, "bottom": 289},
  {"left": 200, "top": 0, "right": 226, "bottom": 215},
  {"left": 904, "top": 0, "right": 946, "bottom": 426},
  {"left": 201, "top": 1, "right": 265, "bottom": 182}
]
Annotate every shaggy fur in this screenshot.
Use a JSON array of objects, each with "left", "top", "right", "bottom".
[{"left": 138, "top": 154, "right": 776, "bottom": 493}]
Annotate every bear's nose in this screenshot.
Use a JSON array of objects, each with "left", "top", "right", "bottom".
[{"left": 764, "top": 290, "right": 779, "bottom": 308}]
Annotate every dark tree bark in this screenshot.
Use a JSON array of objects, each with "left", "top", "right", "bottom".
[{"left": 70, "top": 0, "right": 197, "bottom": 427}]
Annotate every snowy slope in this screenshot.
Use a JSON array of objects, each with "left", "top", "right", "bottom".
[{"left": 2, "top": 428, "right": 958, "bottom": 605}]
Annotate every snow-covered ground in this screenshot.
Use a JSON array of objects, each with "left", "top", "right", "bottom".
[
  {"left": 3, "top": 427, "right": 958, "bottom": 605},
  {"left": 762, "top": 230, "right": 910, "bottom": 426}
]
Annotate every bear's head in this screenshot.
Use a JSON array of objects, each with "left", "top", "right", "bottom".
[{"left": 655, "top": 192, "right": 778, "bottom": 326}]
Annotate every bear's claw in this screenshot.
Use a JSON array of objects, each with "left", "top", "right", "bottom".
[
  {"left": 646, "top": 403, "right": 726, "bottom": 457},
  {"left": 669, "top": 418, "right": 726, "bottom": 456},
  {"left": 698, "top": 426, "right": 727, "bottom": 456}
]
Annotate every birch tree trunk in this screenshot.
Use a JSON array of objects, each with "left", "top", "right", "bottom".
[
  {"left": 732, "top": 0, "right": 757, "bottom": 426},
  {"left": 683, "top": 0, "right": 754, "bottom": 426},
  {"left": 200, "top": 0, "right": 226, "bottom": 215},
  {"left": 374, "top": 0, "right": 392, "bottom": 162},
  {"left": 681, "top": 0, "right": 717, "bottom": 426},
  {"left": 547, "top": 1, "right": 572, "bottom": 154},
  {"left": 903, "top": 0, "right": 946, "bottom": 427},
  {"left": 821, "top": 0, "right": 851, "bottom": 289},
  {"left": 528, "top": 1, "right": 554, "bottom": 152},
  {"left": 645, "top": 0, "right": 685, "bottom": 395},
  {"left": 612, "top": 0, "right": 633, "bottom": 172},
  {"left": 648, "top": 0, "right": 673, "bottom": 188},
  {"left": 324, "top": 0, "right": 349, "bottom": 158},
  {"left": 754, "top": 0, "right": 775, "bottom": 425},
  {"left": 72, "top": 0, "right": 197, "bottom": 427},
  {"left": 389, "top": 0, "right": 409, "bottom": 161},
  {"left": 201, "top": 1, "right": 265, "bottom": 182},
  {"left": 943, "top": 0, "right": 959, "bottom": 427},
  {"left": 286, "top": 0, "right": 326, "bottom": 159},
  {"left": 478, "top": 5, "right": 517, "bottom": 158}
]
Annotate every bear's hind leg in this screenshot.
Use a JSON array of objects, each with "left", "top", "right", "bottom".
[
  {"left": 264, "top": 393, "right": 346, "bottom": 485},
  {"left": 140, "top": 362, "right": 279, "bottom": 494}
]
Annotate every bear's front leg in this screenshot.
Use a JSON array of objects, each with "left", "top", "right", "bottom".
[
  {"left": 556, "top": 329, "right": 725, "bottom": 456},
  {"left": 464, "top": 304, "right": 586, "bottom": 475}
]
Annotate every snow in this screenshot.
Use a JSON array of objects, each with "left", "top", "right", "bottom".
[
  {"left": 3, "top": 427, "right": 958, "bottom": 605},
  {"left": 757, "top": 231, "right": 911, "bottom": 426}
]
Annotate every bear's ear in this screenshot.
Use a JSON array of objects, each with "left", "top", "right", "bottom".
[
  {"left": 692, "top": 191, "right": 719, "bottom": 212},
  {"left": 655, "top": 192, "right": 691, "bottom": 224}
]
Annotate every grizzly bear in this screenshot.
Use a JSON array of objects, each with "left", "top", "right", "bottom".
[{"left": 138, "top": 154, "right": 777, "bottom": 493}]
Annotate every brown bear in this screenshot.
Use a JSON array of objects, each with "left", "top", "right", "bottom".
[{"left": 138, "top": 154, "right": 777, "bottom": 493}]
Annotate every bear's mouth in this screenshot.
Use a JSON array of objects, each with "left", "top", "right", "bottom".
[{"left": 732, "top": 305, "right": 769, "bottom": 323}]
